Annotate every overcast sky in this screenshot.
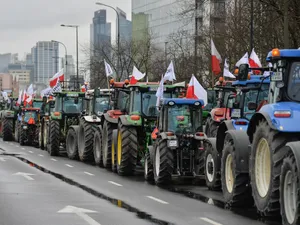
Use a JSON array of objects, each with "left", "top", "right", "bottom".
[{"left": 0, "top": 0, "right": 131, "bottom": 62}]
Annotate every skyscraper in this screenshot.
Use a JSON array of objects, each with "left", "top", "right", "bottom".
[
  {"left": 61, "top": 55, "right": 76, "bottom": 81},
  {"left": 116, "top": 7, "right": 132, "bottom": 42},
  {"left": 31, "top": 41, "right": 59, "bottom": 84},
  {"left": 90, "top": 9, "right": 111, "bottom": 58},
  {"left": 0, "top": 53, "right": 14, "bottom": 73}
]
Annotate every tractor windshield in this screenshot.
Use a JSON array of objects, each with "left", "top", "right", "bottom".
[
  {"left": 167, "top": 105, "right": 201, "bottom": 134},
  {"left": 287, "top": 61, "right": 300, "bottom": 102},
  {"left": 32, "top": 101, "right": 43, "bottom": 109},
  {"left": 55, "top": 96, "right": 83, "bottom": 114},
  {"left": 132, "top": 91, "right": 171, "bottom": 117},
  {"left": 23, "top": 111, "right": 37, "bottom": 123},
  {"left": 203, "top": 90, "right": 216, "bottom": 111},
  {"left": 94, "top": 96, "right": 110, "bottom": 115}
]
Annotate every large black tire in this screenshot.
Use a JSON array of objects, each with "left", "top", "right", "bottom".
[
  {"left": 205, "top": 117, "right": 218, "bottom": 138},
  {"left": 111, "top": 129, "right": 118, "bottom": 173},
  {"left": 3, "top": 118, "right": 13, "bottom": 141},
  {"left": 196, "top": 143, "right": 206, "bottom": 176},
  {"left": 144, "top": 151, "right": 154, "bottom": 183},
  {"left": 221, "top": 134, "right": 253, "bottom": 208},
  {"left": 66, "top": 128, "right": 79, "bottom": 160},
  {"left": 280, "top": 152, "right": 300, "bottom": 225},
  {"left": 250, "top": 120, "right": 294, "bottom": 217},
  {"left": 204, "top": 141, "right": 221, "bottom": 190},
  {"left": 14, "top": 121, "right": 20, "bottom": 142},
  {"left": 93, "top": 126, "right": 103, "bottom": 166},
  {"left": 116, "top": 123, "right": 138, "bottom": 176},
  {"left": 153, "top": 140, "right": 173, "bottom": 185},
  {"left": 78, "top": 121, "right": 95, "bottom": 162},
  {"left": 34, "top": 126, "right": 39, "bottom": 147},
  {"left": 39, "top": 121, "right": 44, "bottom": 150},
  {"left": 102, "top": 120, "right": 114, "bottom": 169},
  {"left": 44, "top": 121, "right": 49, "bottom": 152},
  {"left": 48, "top": 120, "right": 60, "bottom": 156},
  {"left": 19, "top": 128, "right": 26, "bottom": 146}
]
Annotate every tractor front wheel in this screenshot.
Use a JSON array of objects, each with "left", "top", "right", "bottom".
[
  {"left": 116, "top": 123, "right": 138, "bottom": 176},
  {"left": 19, "top": 128, "right": 26, "bottom": 146},
  {"left": 221, "top": 135, "right": 252, "bottom": 207},
  {"left": 204, "top": 141, "right": 221, "bottom": 190},
  {"left": 39, "top": 121, "right": 44, "bottom": 150},
  {"left": 14, "top": 121, "right": 20, "bottom": 142},
  {"left": 144, "top": 152, "right": 154, "bottom": 183},
  {"left": 102, "top": 121, "right": 114, "bottom": 169},
  {"left": 153, "top": 140, "right": 173, "bottom": 185},
  {"left": 93, "top": 126, "right": 103, "bottom": 166},
  {"left": 66, "top": 128, "right": 79, "bottom": 160},
  {"left": 48, "top": 120, "right": 60, "bottom": 156},
  {"left": 3, "top": 118, "right": 13, "bottom": 141},
  {"left": 78, "top": 121, "right": 95, "bottom": 162}
]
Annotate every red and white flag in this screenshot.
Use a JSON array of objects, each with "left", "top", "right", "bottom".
[
  {"left": 26, "top": 84, "right": 34, "bottom": 103},
  {"left": 130, "top": 66, "right": 146, "bottom": 84},
  {"left": 211, "top": 39, "right": 222, "bottom": 75},
  {"left": 186, "top": 75, "right": 207, "bottom": 106},
  {"left": 16, "top": 90, "right": 22, "bottom": 106},
  {"left": 22, "top": 89, "right": 27, "bottom": 102},
  {"left": 49, "top": 69, "right": 64, "bottom": 87},
  {"left": 223, "top": 59, "right": 236, "bottom": 79},
  {"left": 235, "top": 52, "right": 249, "bottom": 67},
  {"left": 249, "top": 49, "right": 262, "bottom": 74}
]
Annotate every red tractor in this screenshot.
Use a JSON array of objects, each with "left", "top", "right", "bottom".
[{"left": 205, "top": 78, "right": 236, "bottom": 137}]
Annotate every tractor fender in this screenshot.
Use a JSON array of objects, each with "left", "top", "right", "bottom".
[
  {"left": 148, "top": 145, "right": 154, "bottom": 163},
  {"left": 119, "top": 115, "right": 141, "bottom": 127},
  {"left": 225, "top": 130, "right": 250, "bottom": 173},
  {"left": 4, "top": 110, "right": 14, "bottom": 118},
  {"left": 247, "top": 112, "right": 275, "bottom": 143},
  {"left": 103, "top": 113, "right": 118, "bottom": 124},
  {"left": 82, "top": 115, "right": 101, "bottom": 123},
  {"left": 69, "top": 125, "right": 80, "bottom": 135},
  {"left": 216, "top": 120, "right": 235, "bottom": 152},
  {"left": 204, "top": 137, "right": 217, "bottom": 151},
  {"left": 285, "top": 141, "right": 300, "bottom": 173}
]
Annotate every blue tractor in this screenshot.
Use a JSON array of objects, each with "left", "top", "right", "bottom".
[
  {"left": 216, "top": 49, "right": 300, "bottom": 224},
  {"left": 204, "top": 65, "right": 270, "bottom": 195},
  {"left": 145, "top": 98, "right": 206, "bottom": 185}
]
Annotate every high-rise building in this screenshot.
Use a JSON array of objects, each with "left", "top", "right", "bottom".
[
  {"left": 90, "top": 10, "right": 111, "bottom": 57},
  {"left": 0, "top": 73, "right": 13, "bottom": 93},
  {"left": 0, "top": 53, "right": 14, "bottom": 73},
  {"left": 31, "top": 41, "right": 59, "bottom": 84},
  {"left": 61, "top": 55, "right": 76, "bottom": 81},
  {"left": 116, "top": 7, "right": 132, "bottom": 42}
]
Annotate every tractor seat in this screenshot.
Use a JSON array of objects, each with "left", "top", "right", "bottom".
[{"left": 66, "top": 105, "right": 78, "bottom": 114}]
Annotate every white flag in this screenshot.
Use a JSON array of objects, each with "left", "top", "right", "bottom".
[
  {"left": 156, "top": 76, "right": 164, "bottom": 107},
  {"left": 223, "top": 59, "right": 236, "bottom": 79},
  {"left": 41, "top": 87, "right": 53, "bottom": 97},
  {"left": 17, "top": 90, "right": 23, "bottom": 105},
  {"left": 104, "top": 59, "right": 113, "bottom": 77},
  {"left": 235, "top": 53, "right": 249, "bottom": 67},
  {"left": 27, "top": 84, "right": 34, "bottom": 96},
  {"left": 163, "top": 61, "right": 176, "bottom": 82},
  {"left": 52, "top": 79, "right": 62, "bottom": 93}
]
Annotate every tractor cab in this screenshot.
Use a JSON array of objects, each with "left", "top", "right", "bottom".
[
  {"left": 21, "top": 108, "right": 40, "bottom": 126},
  {"left": 53, "top": 92, "right": 85, "bottom": 117},
  {"left": 84, "top": 88, "right": 111, "bottom": 117}
]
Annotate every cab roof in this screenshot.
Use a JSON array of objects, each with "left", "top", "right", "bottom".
[
  {"left": 266, "top": 49, "right": 300, "bottom": 61},
  {"left": 232, "top": 75, "right": 270, "bottom": 86},
  {"left": 161, "top": 98, "right": 204, "bottom": 106}
]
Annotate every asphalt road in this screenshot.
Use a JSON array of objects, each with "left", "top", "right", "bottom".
[{"left": 0, "top": 139, "right": 278, "bottom": 225}]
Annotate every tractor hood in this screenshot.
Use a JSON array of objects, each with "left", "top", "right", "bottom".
[{"left": 260, "top": 102, "right": 300, "bottom": 132}]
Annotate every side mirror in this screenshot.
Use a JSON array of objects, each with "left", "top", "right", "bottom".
[{"left": 248, "top": 102, "right": 257, "bottom": 110}]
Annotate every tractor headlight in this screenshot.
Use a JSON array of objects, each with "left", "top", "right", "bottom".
[
  {"left": 167, "top": 140, "right": 178, "bottom": 148},
  {"left": 168, "top": 101, "right": 175, "bottom": 106},
  {"left": 23, "top": 125, "right": 28, "bottom": 129},
  {"left": 194, "top": 101, "right": 200, "bottom": 106}
]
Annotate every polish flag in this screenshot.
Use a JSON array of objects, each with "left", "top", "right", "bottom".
[
  {"left": 81, "top": 85, "right": 86, "bottom": 92},
  {"left": 22, "top": 89, "right": 27, "bottom": 102},
  {"left": 186, "top": 75, "right": 207, "bottom": 106},
  {"left": 49, "top": 69, "right": 64, "bottom": 87},
  {"left": 130, "top": 66, "right": 146, "bottom": 84},
  {"left": 211, "top": 39, "right": 222, "bottom": 76},
  {"left": 235, "top": 52, "right": 249, "bottom": 67},
  {"left": 16, "top": 90, "right": 22, "bottom": 106},
  {"left": 249, "top": 49, "right": 262, "bottom": 74}
]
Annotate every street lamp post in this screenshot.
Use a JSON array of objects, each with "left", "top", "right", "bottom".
[
  {"left": 96, "top": 2, "right": 120, "bottom": 79},
  {"left": 164, "top": 42, "right": 168, "bottom": 68},
  {"left": 61, "top": 24, "right": 79, "bottom": 90},
  {"left": 51, "top": 40, "right": 68, "bottom": 77}
]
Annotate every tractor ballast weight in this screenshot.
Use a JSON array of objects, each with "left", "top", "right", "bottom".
[{"left": 145, "top": 98, "right": 206, "bottom": 185}]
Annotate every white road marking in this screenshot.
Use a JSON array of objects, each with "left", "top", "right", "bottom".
[
  {"left": 108, "top": 181, "right": 123, "bottom": 187},
  {"left": 51, "top": 158, "right": 57, "bottom": 161},
  {"left": 15, "top": 145, "right": 19, "bottom": 148},
  {"left": 0, "top": 157, "right": 6, "bottom": 162},
  {"left": 38, "top": 154, "right": 44, "bottom": 157},
  {"left": 58, "top": 206, "right": 99, "bottom": 225},
  {"left": 200, "top": 217, "right": 222, "bottom": 225},
  {"left": 84, "top": 172, "right": 94, "bottom": 176},
  {"left": 13, "top": 172, "right": 35, "bottom": 181},
  {"left": 65, "top": 164, "right": 73, "bottom": 168},
  {"left": 146, "top": 196, "right": 169, "bottom": 204},
  {"left": 21, "top": 148, "right": 25, "bottom": 150},
  {"left": 28, "top": 151, "right": 33, "bottom": 153}
]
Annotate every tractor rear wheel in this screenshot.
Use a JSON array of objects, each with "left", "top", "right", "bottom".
[
  {"left": 205, "top": 118, "right": 218, "bottom": 138},
  {"left": 144, "top": 152, "right": 154, "bottom": 183},
  {"left": 3, "top": 118, "right": 13, "bottom": 141},
  {"left": 153, "top": 140, "right": 173, "bottom": 185},
  {"left": 93, "top": 126, "right": 103, "bottom": 167},
  {"left": 280, "top": 152, "right": 300, "bottom": 225},
  {"left": 66, "top": 128, "right": 79, "bottom": 160},
  {"left": 111, "top": 129, "right": 118, "bottom": 173},
  {"left": 250, "top": 120, "right": 293, "bottom": 217},
  {"left": 221, "top": 135, "right": 252, "bottom": 207},
  {"left": 14, "top": 121, "right": 20, "bottom": 142},
  {"left": 19, "top": 128, "right": 26, "bottom": 146},
  {"left": 39, "top": 121, "right": 44, "bottom": 150},
  {"left": 102, "top": 121, "right": 114, "bottom": 169},
  {"left": 48, "top": 120, "right": 60, "bottom": 156},
  {"left": 116, "top": 123, "right": 138, "bottom": 176},
  {"left": 44, "top": 122, "right": 49, "bottom": 151},
  {"left": 78, "top": 121, "right": 95, "bottom": 162},
  {"left": 204, "top": 141, "right": 221, "bottom": 190}
]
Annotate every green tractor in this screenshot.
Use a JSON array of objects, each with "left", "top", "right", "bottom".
[
  {"left": 0, "top": 98, "right": 19, "bottom": 141},
  {"left": 74, "top": 88, "right": 111, "bottom": 162},
  {"left": 45, "top": 91, "right": 85, "bottom": 156},
  {"left": 145, "top": 98, "right": 206, "bottom": 185},
  {"left": 113, "top": 82, "right": 186, "bottom": 176}
]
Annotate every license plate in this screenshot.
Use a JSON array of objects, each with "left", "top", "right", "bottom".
[
  {"left": 231, "top": 109, "right": 241, "bottom": 118},
  {"left": 168, "top": 140, "right": 178, "bottom": 147},
  {"left": 271, "top": 71, "right": 283, "bottom": 81},
  {"left": 23, "top": 125, "right": 28, "bottom": 129}
]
